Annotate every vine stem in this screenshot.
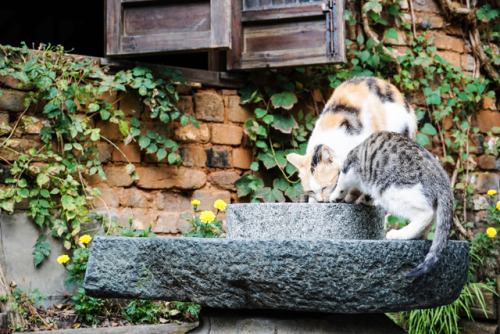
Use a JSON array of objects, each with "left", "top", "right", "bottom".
[
  {"left": 0, "top": 105, "right": 30, "bottom": 149},
  {"left": 100, "top": 136, "right": 134, "bottom": 166},
  {"left": 268, "top": 133, "right": 299, "bottom": 184}
]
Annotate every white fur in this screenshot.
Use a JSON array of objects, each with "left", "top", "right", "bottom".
[{"left": 330, "top": 172, "right": 434, "bottom": 240}]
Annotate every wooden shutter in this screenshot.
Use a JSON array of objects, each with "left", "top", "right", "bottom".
[
  {"left": 105, "top": 0, "right": 232, "bottom": 56},
  {"left": 227, "top": 0, "right": 346, "bottom": 70}
]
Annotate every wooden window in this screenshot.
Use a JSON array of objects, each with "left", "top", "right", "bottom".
[
  {"left": 106, "top": 0, "right": 231, "bottom": 56},
  {"left": 105, "top": 0, "right": 345, "bottom": 69}
]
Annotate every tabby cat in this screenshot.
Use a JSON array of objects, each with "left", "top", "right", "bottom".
[
  {"left": 330, "top": 131, "right": 453, "bottom": 279},
  {"left": 286, "top": 76, "right": 417, "bottom": 203}
]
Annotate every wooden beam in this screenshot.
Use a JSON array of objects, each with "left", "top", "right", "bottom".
[{"left": 99, "top": 58, "right": 245, "bottom": 88}]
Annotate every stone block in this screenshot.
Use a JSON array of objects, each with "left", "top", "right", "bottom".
[
  {"left": 482, "top": 96, "right": 497, "bottom": 110},
  {"left": 85, "top": 236, "right": 469, "bottom": 313},
  {"left": 0, "top": 139, "right": 44, "bottom": 161},
  {"left": 0, "top": 89, "right": 28, "bottom": 112},
  {"left": 177, "top": 95, "right": 194, "bottom": 116},
  {"left": 206, "top": 147, "right": 230, "bottom": 168},
  {"left": 0, "top": 111, "right": 8, "bottom": 126},
  {"left": 475, "top": 109, "right": 500, "bottom": 133},
  {"left": 96, "top": 142, "right": 112, "bottom": 162},
  {"left": 436, "top": 50, "right": 461, "bottom": 68},
  {"left": 228, "top": 95, "right": 252, "bottom": 123},
  {"left": 472, "top": 194, "right": 490, "bottom": 211},
  {"left": 232, "top": 148, "right": 253, "bottom": 169},
  {"left": 430, "top": 31, "right": 465, "bottom": 52},
  {"left": 211, "top": 124, "right": 243, "bottom": 146},
  {"left": 461, "top": 54, "right": 476, "bottom": 72},
  {"left": 401, "top": 13, "right": 444, "bottom": 29},
  {"left": 475, "top": 172, "right": 499, "bottom": 193},
  {"left": 159, "top": 192, "right": 193, "bottom": 211},
  {"left": 208, "top": 171, "right": 240, "bottom": 191},
  {"left": 174, "top": 123, "right": 210, "bottom": 143},
  {"left": 95, "top": 121, "right": 124, "bottom": 141},
  {"left": 477, "top": 155, "right": 498, "bottom": 170},
  {"left": 383, "top": 29, "right": 408, "bottom": 46},
  {"left": 85, "top": 165, "right": 135, "bottom": 187},
  {"left": 136, "top": 166, "right": 206, "bottom": 190},
  {"left": 92, "top": 188, "right": 120, "bottom": 208},
  {"left": 112, "top": 143, "right": 141, "bottom": 163},
  {"left": 21, "top": 116, "right": 50, "bottom": 134},
  {"left": 154, "top": 211, "right": 184, "bottom": 234},
  {"left": 119, "top": 92, "right": 143, "bottom": 118},
  {"left": 0, "top": 213, "right": 76, "bottom": 307},
  {"left": 192, "top": 189, "right": 232, "bottom": 212},
  {"left": 181, "top": 146, "right": 207, "bottom": 167},
  {"left": 139, "top": 121, "right": 172, "bottom": 139},
  {"left": 128, "top": 187, "right": 153, "bottom": 208},
  {"left": 194, "top": 91, "right": 225, "bottom": 122}
]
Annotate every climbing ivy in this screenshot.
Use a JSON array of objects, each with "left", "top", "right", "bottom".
[{"left": 0, "top": 43, "right": 196, "bottom": 265}]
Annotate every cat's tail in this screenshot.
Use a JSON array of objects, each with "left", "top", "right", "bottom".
[{"left": 405, "top": 191, "right": 453, "bottom": 280}]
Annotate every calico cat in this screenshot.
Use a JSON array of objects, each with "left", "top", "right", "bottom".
[
  {"left": 286, "top": 76, "right": 417, "bottom": 203},
  {"left": 330, "top": 131, "right": 453, "bottom": 279}
]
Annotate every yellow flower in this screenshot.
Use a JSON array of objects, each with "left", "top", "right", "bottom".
[
  {"left": 214, "top": 199, "right": 227, "bottom": 211},
  {"left": 79, "top": 234, "right": 92, "bottom": 244},
  {"left": 496, "top": 201, "right": 500, "bottom": 210},
  {"left": 486, "top": 227, "right": 497, "bottom": 238},
  {"left": 57, "top": 255, "right": 70, "bottom": 264},
  {"left": 487, "top": 189, "right": 497, "bottom": 196},
  {"left": 199, "top": 210, "right": 215, "bottom": 224},
  {"left": 191, "top": 199, "right": 201, "bottom": 206}
]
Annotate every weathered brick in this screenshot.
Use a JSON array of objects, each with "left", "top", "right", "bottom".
[
  {"left": 177, "top": 95, "right": 194, "bottom": 116},
  {"left": 477, "top": 155, "right": 498, "bottom": 170},
  {"left": 140, "top": 121, "right": 173, "bottom": 139},
  {"left": 154, "top": 211, "right": 185, "bottom": 234},
  {"left": 0, "top": 75, "right": 28, "bottom": 90},
  {"left": 0, "top": 112, "right": 8, "bottom": 126},
  {"left": 460, "top": 54, "right": 476, "bottom": 72},
  {"left": 0, "top": 89, "right": 28, "bottom": 112},
  {"left": 232, "top": 148, "right": 253, "bottom": 169},
  {"left": 96, "top": 142, "right": 112, "bottom": 162},
  {"left": 119, "top": 92, "right": 143, "bottom": 118},
  {"left": 136, "top": 166, "right": 206, "bottom": 190},
  {"left": 194, "top": 91, "right": 225, "bottom": 122},
  {"left": 401, "top": 13, "right": 444, "bottom": 29},
  {"left": 92, "top": 188, "right": 119, "bottom": 208},
  {"left": 0, "top": 139, "right": 44, "bottom": 161},
  {"left": 112, "top": 143, "right": 142, "bottom": 163},
  {"left": 174, "top": 123, "right": 210, "bottom": 143},
  {"left": 95, "top": 120, "right": 124, "bottom": 141},
  {"left": 475, "top": 172, "right": 499, "bottom": 193},
  {"left": 100, "top": 165, "right": 135, "bottom": 187},
  {"left": 181, "top": 146, "right": 207, "bottom": 167},
  {"left": 429, "top": 31, "right": 465, "bottom": 53},
  {"left": 482, "top": 96, "right": 497, "bottom": 110},
  {"left": 127, "top": 187, "right": 154, "bottom": 208},
  {"left": 411, "top": 0, "right": 442, "bottom": 13},
  {"left": 208, "top": 171, "right": 240, "bottom": 191},
  {"left": 475, "top": 109, "right": 500, "bottom": 133},
  {"left": 228, "top": 95, "right": 252, "bottom": 123},
  {"left": 160, "top": 192, "right": 193, "bottom": 211},
  {"left": 211, "top": 124, "right": 243, "bottom": 146},
  {"left": 192, "top": 189, "right": 232, "bottom": 212},
  {"left": 206, "top": 147, "right": 230, "bottom": 168},
  {"left": 382, "top": 29, "right": 408, "bottom": 46},
  {"left": 472, "top": 194, "right": 490, "bottom": 211},
  {"left": 127, "top": 208, "right": 158, "bottom": 230},
  {"left": 436, "top": 51, "right": 461, "bottom": 68},
  {"left": 20, "top": 116, "right": 50, "bottom": 134}
]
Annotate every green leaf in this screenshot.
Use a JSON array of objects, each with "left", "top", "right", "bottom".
[
  {"left": 250, "top": 162, "right": 259, "bottom": 171},
  {"left": 138, "top": 136, "right": 151, "bottom": 150},
  {"left": 273, "top": 178, "right": 289, "bottom": 191},
  {"left": 255, "top": 108, "right": 267, "bottom": 118},
  {"left": 272, "top": 114, "right": 298, "bottom": 134},
  {"left": 262, "top": 115, "right": 274, "bottom": 125},
  {"left": 416, "top": 133, "right": 430, "bottom": 147},
  {"left": 270, "top": 92, "right": 297, "bottom": 110},
  {"left": 36, "top": 174, "right": 50, "bottom": 187},
  {"left": 156, "top": 148, "right": 167, "bottom": 161},
  {"left": 256, "top": 187, "right": 285, "bottom": 203},
  {"left": 258, "top": 152, "right": 277, "bottom": 169},
  {"left": 385, "top": 28, "right": 398, "bottom": 40},
  {"left": 168, "top": 153, "right": 178, "bottom": 164},
  {"left": 421, "top": 123, "right": 437, "bottom": 136},
  {"left": 118, "top": 120, "right": 129, "bottom": 136}
]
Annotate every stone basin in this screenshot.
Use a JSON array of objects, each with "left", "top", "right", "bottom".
[
  {"left": 84, "top": 203, "right": 470, "bottom": 314},
  {"left": 226, "top": 203, "right": 386, "bottom": 239}
]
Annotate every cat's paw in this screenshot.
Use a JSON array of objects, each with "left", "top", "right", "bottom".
[{"left": 385, "top": 229, "right": 406, "bottom": 240}]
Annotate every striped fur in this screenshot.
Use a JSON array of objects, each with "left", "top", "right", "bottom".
[
  {"left": 330, "top": 132, "right": 453, "bottom": 280},
  {"left": 286, "top": 76, "right": 417, "bottom": 203}
]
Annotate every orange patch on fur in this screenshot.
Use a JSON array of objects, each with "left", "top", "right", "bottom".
[{"left": 318, "top": 113, "right": 344, "bottom": 130}]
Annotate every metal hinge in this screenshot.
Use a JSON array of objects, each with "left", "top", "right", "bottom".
[{"left": 323, "top": 0, "right": 337, "bottom": 58}]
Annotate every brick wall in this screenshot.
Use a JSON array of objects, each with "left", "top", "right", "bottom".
[
  {"left": 0, "top": 73, "right": 255, "bottom": 235},
  {"left": 1, "top": 0, "right": 499, "bottom": 237}
]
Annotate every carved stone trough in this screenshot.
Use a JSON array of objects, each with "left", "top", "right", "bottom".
[{"left": 84, "top": 203, "right": 469, "bottom": 331}]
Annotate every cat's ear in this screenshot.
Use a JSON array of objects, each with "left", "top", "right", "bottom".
[
  {"left": 321, "top": 145, "right": 336, "bottom": 164},
  {"left": 286, "top": 153, "right": 305, "bottom": 169}
]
